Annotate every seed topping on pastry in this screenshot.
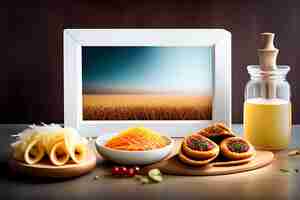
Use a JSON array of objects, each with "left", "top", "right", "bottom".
[
  {"left": 186, "top": 135, "right": 215, "bottom": 151},
  {"left": 227, "top": 140, "right": 250, "bottom": 153}
]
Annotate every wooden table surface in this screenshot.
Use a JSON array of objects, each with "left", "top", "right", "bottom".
[{"left": 1, "top": 124, "right": 300, "bottom": 200}]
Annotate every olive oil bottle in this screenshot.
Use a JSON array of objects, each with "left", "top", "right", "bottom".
[{"left": 243, "top": 33, "right": 291, "bottom": 150}]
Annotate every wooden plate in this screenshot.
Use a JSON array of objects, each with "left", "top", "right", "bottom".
[
  {"left": 9, "top": 154, "right": 97, "bottom": 178},
  {"left": 144, "top": 150, "right": 273, "bottom": 176}
]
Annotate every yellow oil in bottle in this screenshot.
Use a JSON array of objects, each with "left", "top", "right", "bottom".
[{"left": 244, "top": 98, "right": 292, "bottom": 150}]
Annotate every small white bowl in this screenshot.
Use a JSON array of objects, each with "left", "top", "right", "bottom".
[{"left": 95, "top": 133, "right": 174, "bottom": 165}]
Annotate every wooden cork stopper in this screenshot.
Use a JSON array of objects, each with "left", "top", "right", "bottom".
[{"left": 257, "top": 32, "right": 279, "bottom": 71}]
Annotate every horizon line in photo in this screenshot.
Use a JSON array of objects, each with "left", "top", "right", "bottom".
[{"left": 82, "top": 46, "right": 213, "bottom": 97}]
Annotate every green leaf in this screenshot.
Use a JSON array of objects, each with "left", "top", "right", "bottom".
[
  {"left": 148, "top": 169, "right": 163, "bottom": 183},
  {"left": 280, "top": 168, "right": 291, "bottom": 175},
  {"left": 280, "top": 168, "right": 290, "bottom": 173}
]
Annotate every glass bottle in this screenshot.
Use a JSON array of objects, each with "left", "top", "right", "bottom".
[{"left": 243, "top": 33, "right": 292, "bottom": 150}]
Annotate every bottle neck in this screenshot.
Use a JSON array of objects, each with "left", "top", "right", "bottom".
[
  {"left": 250, "top": 74, "right": 286, "bottom": 81},
  {"left": 246, "top": 65, "right": 290, "bottom": 101},
  {"left": 247, "top": 65, "right": 289, "bottom": 81}
]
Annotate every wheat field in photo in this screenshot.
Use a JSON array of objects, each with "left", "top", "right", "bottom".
[{"left": 83, "top": 95, "right": 212, "bottom": 120}]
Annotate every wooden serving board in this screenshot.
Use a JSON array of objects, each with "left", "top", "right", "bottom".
[
  {"left": 9, "top": 154, "right": 97, "bottom": 178},
  {"left": 144, "top": 150, "right": 274, "bottom": 176}
]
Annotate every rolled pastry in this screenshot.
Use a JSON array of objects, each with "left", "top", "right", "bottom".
[
  {"left": 72, "top": 143, "right": 88, "bottom": 163},
  {"left": 196, "top": 123, "right": 235, "bottom": 144},
  {"left": 64, "top": 128, "right": 88, "bottom": 164},
  {"left": 11, "top": 124, "right": 88, "bottom": 166},
  {"left": 11, "top": 132, "right": 45, "bottom": 165},
  {"left": 220, "top": 137, "right": 255, "bottom": 160},
  {"left": 24, "top": 139, "right": 45, "bottom": 165},
  {"left": 182, "top": 134, "right": 219, "bottom": 160},
  {"left": 49, "top": 141, "right": 70, "bottom": 166}
]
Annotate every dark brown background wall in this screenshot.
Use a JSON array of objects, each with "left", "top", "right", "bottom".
[{"left": 1, "top": 0, "right": 299, "bottom": 124}]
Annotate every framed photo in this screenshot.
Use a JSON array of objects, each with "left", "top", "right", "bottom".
[{"left": 64, "top": 29, "right": 231, "bottom": 137}]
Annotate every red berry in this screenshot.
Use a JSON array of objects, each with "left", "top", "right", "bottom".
[
  {"left": 112, "top": 167, "right": 120, "bottom": 175},
  {"left": 127, "top": 168, "right": 136, "bottom": 177},
  {"left": 133, "top": 166, "right": 140, "bottom": 173},
  {"left": 119, "top": 167, "right": 128, "bottom": 175}
]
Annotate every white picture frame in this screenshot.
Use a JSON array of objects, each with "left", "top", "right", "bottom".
[{"left": 64, "top": 29, "right": 231, "bottom": 137}]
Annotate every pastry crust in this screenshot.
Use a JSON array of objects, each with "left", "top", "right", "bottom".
[
  {"left": 182, "top": 134, "right": 219, "bottom": 160},
  {"left": 23, "top": 139, "right": 45, "bottom": 165},
  {"left": 178, "top": 148, "right": 218, "bottom": 166},
  {"left": 49, "top": 141, "right": 70, "bottom": 166},
  {"left": 220, "top": 137, "right": 255, "bottom": 160},
  {"left": 196, "top": 123, "right": 235, "bottom": 144}
]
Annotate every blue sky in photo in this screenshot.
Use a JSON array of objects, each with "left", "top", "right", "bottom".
[{"left": 82, "top": 47, "right": 213, "bottom": 96}]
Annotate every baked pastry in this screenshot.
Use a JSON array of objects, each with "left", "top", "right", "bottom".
[
  {"left": 182, "top": 134, "right": 219, "bottom": 160},
  {"left": 220, "top": 137, "right": 255, "bottom": 160},
  {"left": 196, "top": 123, "right": 235, "bottom": 144},
  {"left": 12, "top": 139, "right": 45, "bottom": 165},
  {"left": 178, "top": 150, "right": 218, "bottom": 166},
  {"left": 178, "top": 134, "right": 219, "bottom": 166},
  {"left": 11, "top": 124, "right": 88, "bottom": 166}
]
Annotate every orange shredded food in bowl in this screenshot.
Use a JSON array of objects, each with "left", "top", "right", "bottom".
[{"left": 105, "top": 127, "right": 168, "bottom": 151}]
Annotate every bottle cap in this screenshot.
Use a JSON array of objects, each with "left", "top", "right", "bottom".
[{"left": 257, "top": 32, "right": 279, "bottom": 71}]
